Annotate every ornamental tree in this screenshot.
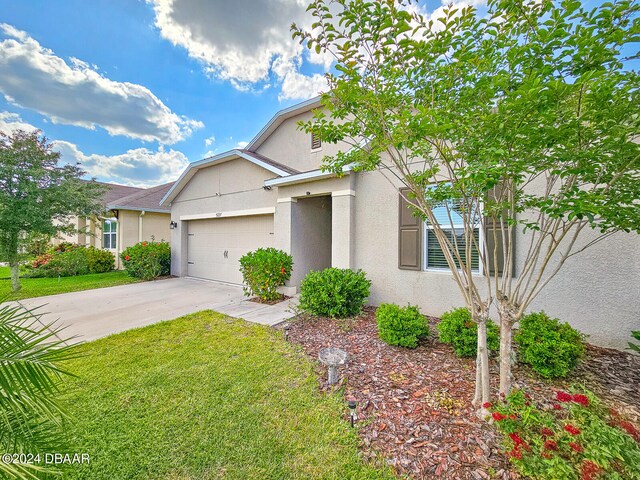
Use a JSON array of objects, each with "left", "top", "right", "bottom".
[
  {"left": 293, "top": 0, "right": 640, "bottom": 407},
  {"left": 0, "top": 129, "right": 106, "bottom": 291}
]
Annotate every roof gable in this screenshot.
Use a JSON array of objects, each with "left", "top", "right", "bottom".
[
  {"left": 245, "top": 96, "right": 321, "bottom": 152},
  {"left": 160, "top": 149, "right": 298, "bottom": 206},
  {"left": 107, "top": 182, "right": 175, "bottom": 213}
]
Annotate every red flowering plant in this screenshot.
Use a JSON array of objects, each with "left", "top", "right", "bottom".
[
  {"left": 238, "top": 247, "right": 293, "bottom": 302},
  {"left": 120, "top": 240, "right": 170, "bottom": 280},
  {"left": 489, "top": 389, "right": 640, "bottom": 479}
]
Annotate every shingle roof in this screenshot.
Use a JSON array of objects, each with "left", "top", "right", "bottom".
[
  {"left": 92, "top": 181, "right": 145, "bottom": 205},
  {"left": 107, "top": 182, "right": 175, "bottom": 213}
]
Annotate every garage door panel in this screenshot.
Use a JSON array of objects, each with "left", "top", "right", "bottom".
[{"left": 186, "top": 215, "right": 274, "bottom": 284}]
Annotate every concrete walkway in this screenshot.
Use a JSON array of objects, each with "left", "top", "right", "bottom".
[{"left": 12, "top": 277, "right": 298, "bottom": 343}]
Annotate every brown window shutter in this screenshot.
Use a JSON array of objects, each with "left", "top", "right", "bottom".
[
  {"left": 484, "top": 185, "right": 515, "bottom": 277},
  {"left": 398, "top": 188, "right": 422, "bottom": 270}
]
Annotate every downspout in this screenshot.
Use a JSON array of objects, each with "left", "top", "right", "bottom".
[{"left": 138, "top": 210, "right": 146, "bottom": 242}]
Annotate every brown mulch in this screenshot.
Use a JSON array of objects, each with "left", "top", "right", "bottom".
[
  {"left": 247, "top": 295, "right": 291, "bottom": 305},
  {"left": 281, "top": 308, "right": 640, "bottom": 479}
]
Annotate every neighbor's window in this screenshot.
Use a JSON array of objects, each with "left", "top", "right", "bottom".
[
  {"left": 424, "top": 200, "right": 480, "bottom": 272},
  {"left": 311, "top": 132, "right": 322, "bottom": 150},
  {"left": 103, "top": 219, "right": 117, "bottom": 249}
]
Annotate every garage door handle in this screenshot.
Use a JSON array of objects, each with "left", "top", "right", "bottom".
[{"left": 188, "top": 261, "right": 194, "bottom": 265}]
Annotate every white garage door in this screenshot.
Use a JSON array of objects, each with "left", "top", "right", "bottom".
[{"left": 186, "top": 215, "right": 274, "bottom": 284}]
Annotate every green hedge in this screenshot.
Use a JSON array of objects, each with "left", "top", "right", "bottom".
[
  {"left": 515, "top": 311, "right": 585, "bottom": 378},
  {"left": 299, "top": 268, "right": 371, "bottom": 318},
  {"left": 436, "top": 307, "right": 499, "bottom": 357},
  {"left": 376, "top": 303, "right": 429, "bottom": 348}
]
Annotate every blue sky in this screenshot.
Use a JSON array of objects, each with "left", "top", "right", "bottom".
[
  {"left": 0, "top": 0, "right": 334, "bottom": 186},
  {"left": 0, "top": 0, "right": 624, "bottom": 187}
]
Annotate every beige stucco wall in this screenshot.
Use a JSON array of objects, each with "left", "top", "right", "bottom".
[
  {"left": 169, "top": 157, "right": 279, "bottom": 276},
  {"left": 255, "top": 110, "right": 351, "bottom": 173},
  {"left": 353, "top": 169, "right": 640, "bottom": 349}
]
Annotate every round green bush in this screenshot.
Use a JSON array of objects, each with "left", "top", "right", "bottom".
[
  {"left": 238, "top": 247, "right": 293, "bottom": 302},
  {"left": 376, "top": 303, "right": 429, "bottom": 348},
  {"left": 299, "top": 268, "right": 371, "bottom": 318},
  {"left": 436, "top": 307, "right": 499, "bottom": 357},
  {"left": 29, "top": 245, "right": 89, "bottom": 277},
  {"left": 514, "top": 311, "right": 585, "bottom": 378},
  {"left": 121, "top": 241, "right": 170, "bottom": 280},
  {"left": 86, "top": 246, "right": 115, "bottom": 273}
]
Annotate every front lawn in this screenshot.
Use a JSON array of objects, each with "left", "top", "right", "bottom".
[
  {"left": 0, "top": 270, "right": 139, "bottom": 300},
  {"left": 60, "top": 311, "right": 391, "bottom": 480}
]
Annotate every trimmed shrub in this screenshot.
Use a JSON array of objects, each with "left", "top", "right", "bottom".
[
  {"left": 515, "top": 311, "right": 585, "bottom": 378},
  {"left": 299, "top": 268, "right": 371, "bottom": 318},
  {"left": 121, "top": 241, "right": 170, "bottom": 280},
  {"left": 436, "top": 307, "right": 499, "bottom": 357},
  {"left": 86, "top": 246, "right": 115, "bottom": 273},
  {"left": 31, "top": 246, "right": 89, "bottom": 277},
  {"left": 376, "top": 303, "right": 429, "bottom": 348},
  {"left": 238, "top": 248, "right": 293, "bottom": 302}
]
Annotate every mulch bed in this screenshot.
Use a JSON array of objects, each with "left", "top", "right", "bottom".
[
  {"left": 281, "top": 307, "right": 640, "bottom": 479},
  {"left": 248, "top": 295, "right": 291, "bottom": 305}
]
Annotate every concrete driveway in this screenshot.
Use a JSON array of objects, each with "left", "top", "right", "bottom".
[{"left": 13, "top": 277, "right": 297, "bottom": 343}]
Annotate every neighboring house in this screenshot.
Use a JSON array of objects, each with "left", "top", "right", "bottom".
[
  {"left": 161, "top": 97, "right": 640, "bottom": 349},
  {"left": 54, "top": 181, "right": 174, "bottom": 268}
]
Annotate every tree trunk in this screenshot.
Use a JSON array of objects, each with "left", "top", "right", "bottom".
[
  {"left": 473, "top": 312, "right": 492, "bottom": 418},
  {"left": 499, "top": 314, "right": 513, "bottom": 397},
  {"left": 9, "top": 259, "right": 20, "bottom": 292}
]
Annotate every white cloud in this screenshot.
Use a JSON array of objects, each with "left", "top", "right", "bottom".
[
  {"left": 54, "top": 141, "right": 189, "bottom": 187},
  {"left": 0, "top": 24, "right": 203, "bottom": 144},
  {"left": 0, "top": 111, "right": 39, "bottom": 134},
  {"left": 204, "top": 135, "right": 215, "bottom": 146},
  {"left": 235, "top": 140, "right": 248, "bottom": 149},
  {"left": 147, "top": 0, "right": 329, "bottom": 100},
  {"left": 0, "top": 110, "right": 187, "bottom": 187}
]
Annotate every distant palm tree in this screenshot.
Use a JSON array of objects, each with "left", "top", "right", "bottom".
[{"left": 0, "top": 302, "right": 79, "bottom": 479}]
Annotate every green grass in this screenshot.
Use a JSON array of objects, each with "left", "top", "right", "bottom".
[
  {"left": 60, "top": 311, "right": 392, "bottom": 480},
  {"left": 0, "top": 270, "right": 139, "bottom": 300}
]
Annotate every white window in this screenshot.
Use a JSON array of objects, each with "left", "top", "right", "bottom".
[
  {"left": 424, "top": 200, "right": 481, "bottom": 273},
  {"left": 103, "top": 219, "right": 117, "bottom": 250}
]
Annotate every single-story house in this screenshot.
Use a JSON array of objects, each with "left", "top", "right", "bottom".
[
  {"left": 161, "top": 97, "right": 639, "bottom": 349},
  {"left": 54, "top": 181, "right": 174, "bottom": 268}
]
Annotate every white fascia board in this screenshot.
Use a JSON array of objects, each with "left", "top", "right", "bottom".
[
  {"left": 107, "top": 206, "right": 170, "bottom": 214},
  {"left": 246, "top": 96, "right": 322, "bottom": 151},
  {"left": 160, "top": 149, "right": 290, "bottom": 206},
  {"left": 264, "top": 164, "right": 353, "bottom": 188},
  {"left": 179, "top": 207, "right": 276, "bottom": 221}
]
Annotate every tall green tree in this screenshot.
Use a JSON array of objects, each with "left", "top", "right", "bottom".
[
  {"left": 0, "top": 129, "right": 105, "bottom": 291},
  {"left": 293, "top": 0, "right": 640, "bottom": 406}
]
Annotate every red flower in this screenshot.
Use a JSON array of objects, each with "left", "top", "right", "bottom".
[
  {"left": 541, "top": 427, "right": 554, "bottom": 437},
  {"left": 142, "top": 242, "right": 148, "bottom": 246},
  {"left": 569, "top": 442, "right": 584, "bottom": 453},
  {"left": 125, "top": 255, "right": 130, "bottom": 261},
  {"left": 541, "top": 451, "right": 552, "bottom": 459},
  {"left": 616, "top": 420, "right": 640, "bottom": 442},
  {"left": 572, "top": 394, "right": 589, "bottom": 407},
  {"left": 556, "top": 391, "right": 573, "bottom": 402},
  {"left": 492, "top": 412, "right": 507, "bottom": 421},
  {"left": 553, "top": 404, "right": 563, "bottom": 410},
  {"left": 564, "top": 424, "right": 581, "bottom": 436},
  {"left": 281, "top": 267, "right": 286, "bottom": 274},
  {"left": 509, "top": 432, "right": 525, "bottom": 446},
  {"left": 544, "top": 440, "right": 559, "bottom": 451},
  {"left": 580, "top": 460, "right": 601, "bottom": 480},
  {"left": 482, "top": 402, "right": 491, "bottom": 409},
  {"left": 509, "top": 447, "right": 522, "bottom": 460},
  {"left": 509, "top": 414, "right": 517, "bottom": 420}
]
